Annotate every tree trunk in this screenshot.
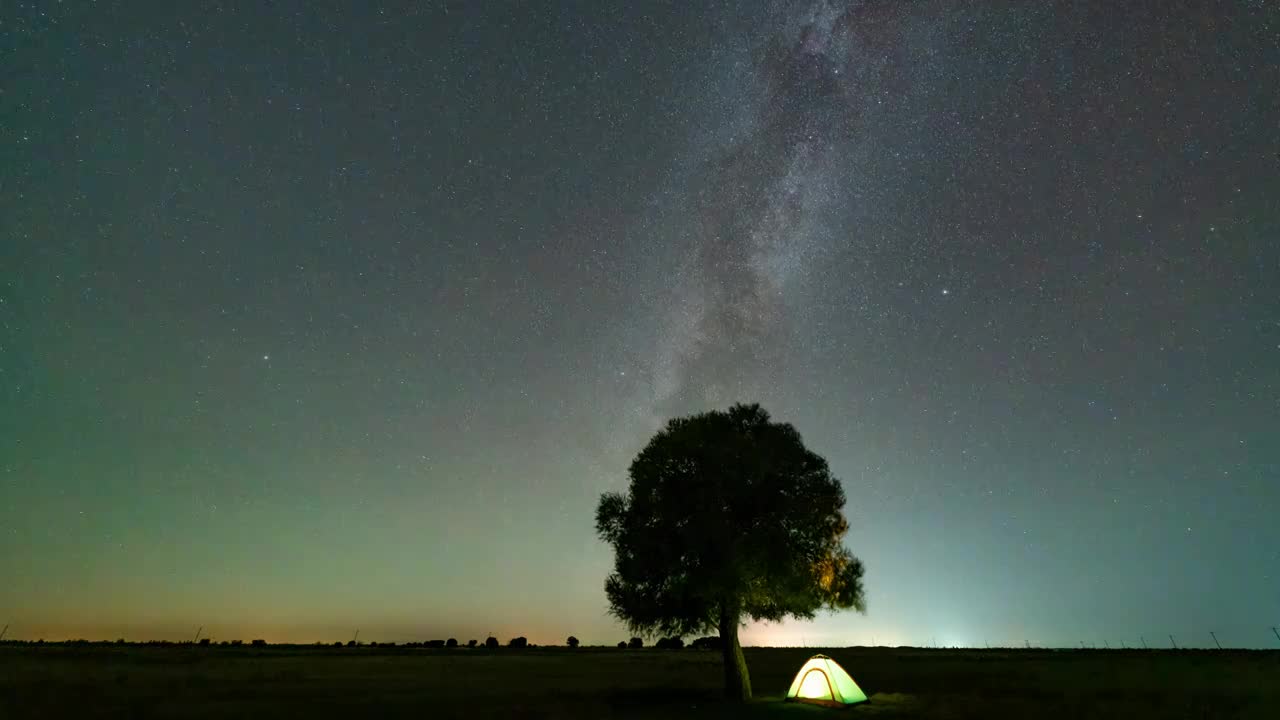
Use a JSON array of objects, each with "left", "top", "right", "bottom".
[{"left": 718, "top": 606, "right": 752, "bottom": 702}]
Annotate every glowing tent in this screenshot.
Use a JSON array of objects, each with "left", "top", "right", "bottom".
[{"left": 784, "top": 654, "right": 868, "bottom": 707}]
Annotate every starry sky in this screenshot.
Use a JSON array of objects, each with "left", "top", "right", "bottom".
[{"left": 3, "top": 1, "right": 1278, "bottom": 648}]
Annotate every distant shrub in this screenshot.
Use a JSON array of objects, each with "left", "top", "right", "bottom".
[
  {"left": 628, "top": 637, "right": 644, "bottom": 649},
  {"left": 468, "top": 639, "right": 478, "bottom": 648},
  {"left": 231, "top": 640, "right": 243, "bottom": 646},
  {"left": 251, "top": 639, "right": 266, "bottom": 647},
  {"left": 333, "top": 641, "right": 344, "bottom": 648},
  {"left": 567, "top": 636, "right": 579, "bottom": 648},
  {"left": 508, "top": 636, "right": 528, "bottom": 648},
  {"left": 485, "top": 637, "right": 499, "bottom": 649},
  {"left": 384, "top": 642, "right": 396, "bottom": 647},
  {"left": 199, "top": 638, "right": 211, "bottom": 647},
  {"left": 347, "top": 640, "right": 357, "bottom": 647},
  {"left": 617, "top": 641, "right": 627, "bottom": 649},
  {"left": 426, "top": 639, "right": 446, "bottom": 649},
  {"left": 690, "top": 636, "right": 723, "bottom": 650},
  {"left": 116, "top": 638, "right": 126, "bottom": 645},
  {"left": 369, "top": 641, "right": 378, "bottom": 647},
  {"left": 446, "top": 638, "right": 458, "bottom": 648},
  {"left": 655, "top": 637, "right": 684, "bottom": 650}
]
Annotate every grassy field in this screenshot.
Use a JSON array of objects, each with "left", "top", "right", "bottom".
[{"left": 2, "top": 644, "right": 1277, "bottom": 719}]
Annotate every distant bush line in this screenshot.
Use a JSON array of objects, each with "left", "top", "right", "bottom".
[
  {"left": 0, "top": 635, "right": 727, "bottom": 649},
  {"left": 5, "top": 637, "right": 1263, "bottom": 654}
]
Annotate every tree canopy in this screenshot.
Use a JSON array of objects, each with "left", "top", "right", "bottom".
[{"left": 596, "top": 403, "right": 865, "bottom": 700}]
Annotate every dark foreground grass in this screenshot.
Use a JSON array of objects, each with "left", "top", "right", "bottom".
[{"left": 2, "top": 645, "right": 1277, "bottom": 719}]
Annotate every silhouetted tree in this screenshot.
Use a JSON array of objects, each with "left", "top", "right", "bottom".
[
  {"left": 485, "top": 636, "right": 499, "bottom": 649},
  {"left": 566, "top": 636, "right": 579, "bottom": 648},
  {"left": 252, "top": 639, "right": 266, "bottom": 647},
  {"left": 508, "top": 636, "right": 528, "bottom": 648},
  {"left": 198, "top": 638, "right": 211, "bottom": 647},
  {"left": 616, "top": 641, "right": 627, "bottom": 648},
  {"left": 628, "top": 636, "right": 644, "bottom": 649},
  {"left": 468, "top": 639, "right": 478, "bottom": 648},
  {"left": 690, "top": 636, "right": 722, "bottom": 650},
  {"left": 333, "top": 641, "right": 344, "bottom": 648},
  {"left": 655, "top": 637, "right": 685, "bottom": 650},
  {"left": 596, "top": 403, "right": 866, "bottom": 702},
  {"left": 446, "top": 638, "right": 458, "bottom": 648}
]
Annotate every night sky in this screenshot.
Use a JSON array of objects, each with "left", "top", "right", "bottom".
[{"left": 4, "top": 1, "right": 1278, "bottom": 648}]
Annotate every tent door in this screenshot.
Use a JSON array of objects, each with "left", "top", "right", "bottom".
[{"left": 797, "top": 668, "right": 834, "bottom": 700}]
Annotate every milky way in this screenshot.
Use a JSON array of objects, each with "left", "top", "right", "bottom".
[{"left": 654, "top": 0, "right": 914, "bottom": 415}]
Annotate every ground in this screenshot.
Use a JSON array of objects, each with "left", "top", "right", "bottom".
[{"left": 2, "top": 645, "right": 1276, "bottom": 719}]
